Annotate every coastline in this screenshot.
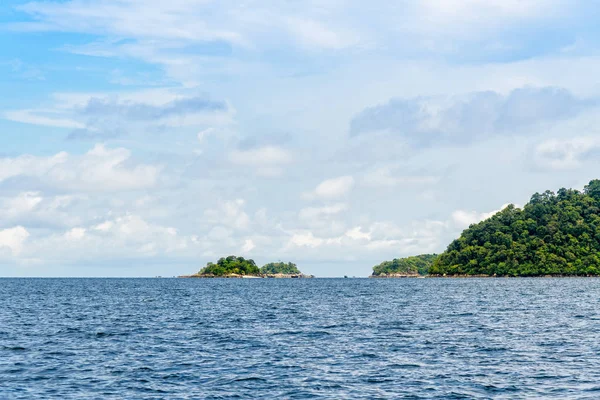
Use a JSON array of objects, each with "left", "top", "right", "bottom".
[
  {"left": 429, "top": 275, "right": 600, "bottom": 278},
  {"left": 369, "top": 274, "right": 423, "bottom": 278},
  {"left": 178, "top": 273, "right": 315, "bottom": 279}
]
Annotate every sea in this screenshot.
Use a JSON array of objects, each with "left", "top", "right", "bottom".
[{"left": 1, "top": 278, "right": 600, "bottom": 399}]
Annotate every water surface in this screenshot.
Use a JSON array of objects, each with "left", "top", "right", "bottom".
[{"left": 2, "top": 278, "right": 600, "bottom": 398}]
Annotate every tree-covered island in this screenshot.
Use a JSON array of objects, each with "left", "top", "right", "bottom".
[
  {"left": 370, "top": 254, "right": 437, "bottom": 277},
  {"left": 429, "top": 180, "right": 600, "bottom": 277},
  {"left": 372, "top": 180, "right": 600, "bottom": 277},
  {"left": 260, "top": 262, "right": 301, "bottom": 275},
  {"left": 180, "top": 256, "right": 313, "bottom": 278}
]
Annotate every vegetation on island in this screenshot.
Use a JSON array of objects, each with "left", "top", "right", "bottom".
[
  {"left": 260, "top": 262, "right": 301, "bottom": 275},
  {"left": 192, "top": 182, "right": 600, "bottom": 279},
  {"left": 371, "top": 254, "right": 438, "bottom": 276},
  {"left": 192, "top": 256, "right": 309, "bottom": 277},
  {"left": 198, "top": 256, "right": 260, "bottom": 276},
  {"left": 429, "top": 180, "right": 600, "bottom": 277}
]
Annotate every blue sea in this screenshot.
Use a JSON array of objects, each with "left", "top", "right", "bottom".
[{"left": 2, "top": 278, "right": 600, "bottom": 399}]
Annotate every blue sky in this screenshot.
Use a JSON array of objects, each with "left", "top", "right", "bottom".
[{"left": 2, "top": 0, "right": 600, "bottom": 276}]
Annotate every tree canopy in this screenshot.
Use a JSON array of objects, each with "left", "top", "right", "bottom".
[
  {"left": 198, "top": 256, "right": 260, "bottom": 276},
  {"left": 372, "top": 254, "right": 437, "bottom": 276},
  {"left": 260, "top": 262, "right": 301, "bottom": 275},
  {"left": 429, "top": 180, "right": 600, "bottom": 276}
]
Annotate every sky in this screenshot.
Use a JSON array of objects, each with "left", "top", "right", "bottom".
[{"left": 2, "top": 0, "right": 600, "bottom": 277}]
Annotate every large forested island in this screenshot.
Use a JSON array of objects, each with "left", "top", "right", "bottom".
[
  {"left": 370, "top": 254, "right": 437, "bottom": 277},
  {"left": 429, "top": 180, "right": 600, "bottom": 277},
  {"left": 181, "top": 256, "right": 313, "bottom": 278}
]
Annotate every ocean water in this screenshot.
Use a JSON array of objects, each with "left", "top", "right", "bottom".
[{"left": 2, "top": 278, "right": 600, "bottom": 399}]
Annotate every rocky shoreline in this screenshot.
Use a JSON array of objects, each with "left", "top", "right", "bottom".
[
  {"left": 372, "top": 274, "right": 600, "bottom": 278},
  {"left": 178, "top": 273, "right": 315, "bottom": 279},
  {"left": 369, "top": 273, "right": 423, "bottom": 278}
]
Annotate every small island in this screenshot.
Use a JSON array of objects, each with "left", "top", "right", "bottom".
[
  {"left": 370, "top": 254, "right": 437, "bottom": 278},
  {"left": 180, "top": 256, "right": 314, "bottom": 278}
]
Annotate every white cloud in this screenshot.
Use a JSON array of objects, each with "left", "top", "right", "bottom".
[
  {"left": 23, "top": 214, "right": 190, "bottom": 263},
  {"left": 288, "top": 231, "right": 340, "bottom": 248},
  {"left": 197, "top": 127, "right": 214, "bottom": 142},
  {"left": 0, "top": 192, "right": 82, "bottom": 228},
  {"left": 344, "top": 226, "right": 371, "bottom": 241},
  {"left": 15, "top": 0, "right": 244, "bottom": 44},
  {"left": 0, "top": 144, "right": 161, "bottom": 192},
  {"left": 94, "top": 221, "right": 113, "bottom": 232},
  {"left": 3, "top": 109, "right": 85, "bottom": 129},
  {"left": 228, "top": 146, "right": 292, "bottom": 176},
  {"left": 229, "top": 145, "right": 291, "bottom": 165},
  {"left": 451, "top": 204, "right": 512, "bottom": 229},
  {"left": 241, "top": 239, "right": 255, "bottom": 252},
  {"left": 0, "top": 226, "right": 30, "bottom": 255},
  {"left": 65, "top": 227, "right": 86, "bottom": 241},
  {"left": 299, "top": 203, "right": 348, "bottom": 220},
  {"left": 304, "top": 176, "right": 354, "bottom": 200},
  {"left": 419, "top": 0, "right": 562, "bottom": 23},
  {"left": 204, "top": 199, "right": 250, "bottom": 230},
  {"left": 283, "top": 217, "right": 449, "bottom": 261},
  {"left": 3, "top": 192, "right": 43, "bottom": 216},
  {"left": 285, "top": 17, "right": 357, "bottom": 50},
  {"left": 533, "top": 137, "right": 600, "bottom": 170},
  {"left": 362, "top": 166, "right": 438, "bottom": 187}
]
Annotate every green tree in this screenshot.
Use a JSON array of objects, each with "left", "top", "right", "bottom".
[
  {"left": 198, "top": 256, "right": 260, "bottom": 276},
  {"left": 372, "top": 254, "right": 437, "bottom": 276},
  {"left": 260, "top": 262, "right": 302, "bottom": 275},
  {"left": 431, "top": 180, "right": 600, "bottom": 276}
]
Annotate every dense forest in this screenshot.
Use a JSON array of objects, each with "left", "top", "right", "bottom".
[
  {"left": 371, "top": 254, "right": 438, "bottom": 276},
  {"left": 198, "top": 256, "right": 260, "bottom": 276},
  {"left": 260, "top": 262, "right": 301, "bottom": 275},
  {"left": 430, "top": 180, "right": 600, "bottom": 276}
]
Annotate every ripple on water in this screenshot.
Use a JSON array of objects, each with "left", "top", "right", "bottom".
[{"left": 1, "top": 278, "right": 600, "bottom": 398}]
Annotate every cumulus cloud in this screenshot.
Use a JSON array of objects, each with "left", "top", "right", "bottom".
[
  {"left": 299, "top": 203, "right": 348, "bottom": 221},
  {"left": 3, "top": 192, "right": 43, "bottom": 216},
  {"left": 0, "top": 192, "right": 83, "bottom": 229},
  {"left": 532, "top": 137, "right": 600, "bottom": 170},
  {"left": 287, "top": 231, "right": 340, "bottom": 248},
  {"left": 451, "top": 204, "right": 513, "bottom": 229},
  {"left": 361, "top": 165, "right": 438, "bottom": 187},
  {"left": 350, "top": 87, "right": 595, "bottom": 147},
  {"left": 304, "top": 176, "right": 354, "bottom": 200},
  {"left": 284, "top": 218, "right": 449, "bottom": 260},
  {"left": 64, "top": 227, "right": 86, "bottom": 241},
  {"left": 0, "top": 144, "right": 161, "bottom": 192},
  {"left": 20, "top": 214, "right": 191, "bottom": 263},
  {"left": 0, "top": 226, "right": 30, "bottom": 256},
  {"left": 228, "top": 145, "right": 292, "bottom": 177},
  {"left": 204, "top": 199, "right": 251, "bottom": 230},
  {"left": 241, "top": 239, "right": 255, "bottom": 252}
]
